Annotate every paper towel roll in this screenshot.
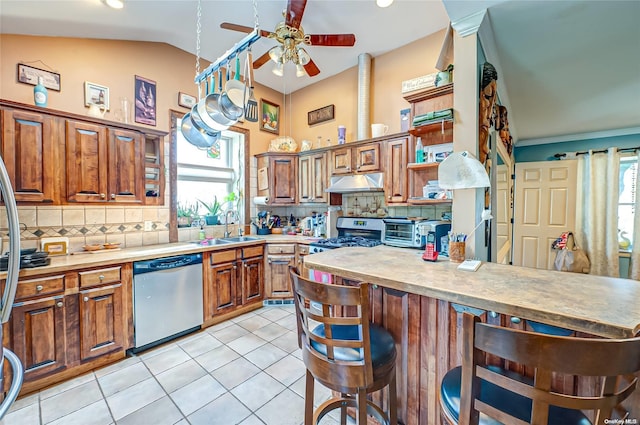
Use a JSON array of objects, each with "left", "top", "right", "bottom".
[{"left": 253, "top": 196, "right": 270, "bottom": 205}]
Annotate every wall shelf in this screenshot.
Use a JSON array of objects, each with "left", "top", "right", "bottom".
[
  {"left": 408, "top": 119, "right": 453, "bottom": 137},
  {"left": 407, "top": 198, "right": 452, "bottom": 205},
  {"left": 407, "top": 162, "right": 440, "bottom": 170}
]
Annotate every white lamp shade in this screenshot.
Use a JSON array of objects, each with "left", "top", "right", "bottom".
[
  {"left": 269, "top": 46, "right": 284, "bottom": 63},
  {"left": 296, "top": 63, "right": 306, "bottom": 77},
  {"left": 272, "top": 61, "right": 284, "bottom": 76},
  {"left": 376, "top": 0, "right": 394, "bottom": 7},
  {"left": 105, "top": 0, "right": 124, "bottom": 8},
  {"left": 438, "top": 151, "right": 490, "bottom": 189},
  {"left": 297, "top": 47, "right": 311, "bottom": 65}
]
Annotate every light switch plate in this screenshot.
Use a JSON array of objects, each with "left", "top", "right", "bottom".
[{"left": 144, "top": 221, "right": 153, "bottom": 231}]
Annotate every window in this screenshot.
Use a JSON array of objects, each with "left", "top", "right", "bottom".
[
  {"left": 176, "top": 118, "right": 245, "bottom": 221},
  {"left": 619, "top": 154, "right": 637, "bottom": 249}
]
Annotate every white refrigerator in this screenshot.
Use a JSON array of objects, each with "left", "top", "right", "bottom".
[{"left": 0, "top": 154, "right": 24, "bottom": 418}]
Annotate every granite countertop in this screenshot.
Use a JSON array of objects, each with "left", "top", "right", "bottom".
[
  {"left": 303, "top": 245, "right": 640, "bottom": 339},
  {"left": 2, "top": 235, "right": 319, "bottom": 279}
]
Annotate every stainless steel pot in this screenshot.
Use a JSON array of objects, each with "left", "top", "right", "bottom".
[
  {"left": 197, "top": 72, "right": 235, "bottom": 132},
  {"left": 218, "top": 63, "right": 243, "bottom": 121},
  {"left": 181, "top": 110, "right": 220, "bottom": 149}
]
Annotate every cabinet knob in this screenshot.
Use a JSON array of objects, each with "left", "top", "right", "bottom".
[
  {"left": 111, "top": 194, "right": 116, "bottom": 199},
  {"left": 268, "top": 260, "right": 272, "bottom": 264},
  {"left": 99, "top": 275, "right": 105, "bottom": 281},
  {"left": 291, "top": 197, "right": 294, "bottom": 201},
  {"left": 489, "top": 311, "right": 498, "bottom": 319},
  {"left": 100, "top": 193, "right": 106, "bottom": 199},
  {"left": 388, "top": 195, "right": 391, "bottom": 200},
  {"left": 510, "top": 317, "right": 522, "bottom": 324},
  {"left": 57, "top": 301, "right": 63, "bottom": 308},
  {"left": 83, "top": 297, "right": 89, "bottom": 302},
  {"left": 36, "top": 285, "right": 43, "bottom": 292},
  {"left": 244, "top": 264, "right": 248, "bottom": 268}
]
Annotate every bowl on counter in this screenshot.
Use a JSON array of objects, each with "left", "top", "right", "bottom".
[
  {"left": 83, "top": 244, "right": 103, "bottom": 251},
  {"left": 103, "top": 243, "right": 121, "bottom": 249}
]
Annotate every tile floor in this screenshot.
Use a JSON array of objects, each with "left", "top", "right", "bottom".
[{"left": 1, "top": 305, "right": 345, "bottom": 425}]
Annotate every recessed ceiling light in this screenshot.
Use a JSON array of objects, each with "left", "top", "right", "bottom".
[
  {"left": 104, "top": 0, "right": 124, "bottom": 9},
  {"left": 376, "top": 0, "right": 394, "bottom": 8}
]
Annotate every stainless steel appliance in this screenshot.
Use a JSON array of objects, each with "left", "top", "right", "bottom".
[
  {"left": 0, "top": 154, "right": 24, "bottom": 418},
  {"left": 382, "top": 218, "right": 451, "bottom": 249},
  {"left": 309, "top": 217, "right": 384, "bottom": 253},
  {"left": 132, "top": 253, "right": 203, "bottom": 351}
]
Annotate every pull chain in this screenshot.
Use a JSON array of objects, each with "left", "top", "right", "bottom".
[
  {"left": 252, "top": 0, "right": 259, "bottom": 29},
  {"left": 195, "top": 0, "right": 202, "bottom": 98}
]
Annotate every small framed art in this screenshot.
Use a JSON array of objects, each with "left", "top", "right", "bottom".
[
  {"left": 178, "top": 92, "right": 196, "bottom": 109},
  {"left": 84, "top": 81, "right": 110, "bottom": 110},
  {"left": 135, "top": 75, "right": 157, "bottom": 126},
  {"left": 260, "top": 99, "right": 280, "bottom": 135}
]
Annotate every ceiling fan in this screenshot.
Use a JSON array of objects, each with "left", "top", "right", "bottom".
[{"left": 220, "top": 0, "right": 356, "bottom": 77}]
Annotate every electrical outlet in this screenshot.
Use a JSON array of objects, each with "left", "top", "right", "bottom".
[{"left": 144, "top": 221, "right": 153, "bottom": 231}]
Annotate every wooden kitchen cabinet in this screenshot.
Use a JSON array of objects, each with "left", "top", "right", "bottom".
[
  {"left": 0, "top": 107, "right": 63, "bottom": 203},
  {"left": 298, "top": 152, "right": 328, "bottom": 203},
  {"left": 107, "top": 128, "right": 144, "bottom": 203},
  {"left": 241, "top": 246, "right": 264, "bottom": 304},
  {"left": 255, "top": 153, "right": 297, "bottom": 205},
  {"left": 384, "top": 136, "right": 409, "bottom": 204},
  {"left": 330, "top": 142, "right": 380, "bottom": 175},
  {"left": 265, "top": 243, "right": 296, "bottom": 298}
]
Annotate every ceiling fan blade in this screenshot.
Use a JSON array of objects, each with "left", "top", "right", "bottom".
[
  {"left": 303, "top": 58, "right": 320, "bottom": 77},
  {"left": 285, "top": 0, "right": 307, "bottom": 29},
  {"left": 253, "top": 51, "right": 272, "bottom": 69},
  {"left": 308, "top": 34, "right": 356, "bottom": 47},
  {"left": 220, "top": 22, "right": 274, "bottom": 38}
]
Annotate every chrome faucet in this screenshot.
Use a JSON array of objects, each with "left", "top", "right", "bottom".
[{"left": 224, "top": 210, "right": 236, "bottom": 237}]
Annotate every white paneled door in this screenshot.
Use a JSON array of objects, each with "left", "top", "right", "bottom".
[{"left": 512, "top": 160, "right": 577, "bottom": 269}]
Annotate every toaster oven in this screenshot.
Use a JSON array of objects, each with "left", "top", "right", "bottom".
[{"left": 382, "top": 218, "right": 426, "bottom": 248}]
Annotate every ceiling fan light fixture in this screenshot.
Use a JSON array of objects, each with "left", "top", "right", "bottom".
[
  {"left": 104, "top": 0, "right": 124, "bottom": 9},
  {"left": 269, "top": 46, "right": 284, "bottom": 63},
  {"left": 272, "top": 61, "right": 284, "bottom": 76},
  {"left": 376, "top": 0, "right": 393, "bottom": 8},
  {"left": 297, "top": 47, "right": 311, "bottom": 65},
  {"left": 296, "top": 63, "right": 306, "bottom": 77}
]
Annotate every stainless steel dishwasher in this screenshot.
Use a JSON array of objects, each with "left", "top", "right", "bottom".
[{"left": 132, "top": 253, "right": 203, "bottom": 351}]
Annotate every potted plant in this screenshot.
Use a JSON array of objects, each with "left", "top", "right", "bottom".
[
  {"left": 198, "top": 196, "right": 221, "bottom": 225},
  {"left": 177, "top": 202, "right": 197, "bottom": 228}
]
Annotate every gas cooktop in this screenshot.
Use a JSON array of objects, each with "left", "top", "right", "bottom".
[{"left": 311, "top": 236, "right": 383, "bottom": 249}]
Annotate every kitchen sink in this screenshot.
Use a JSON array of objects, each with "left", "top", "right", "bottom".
[
  {"left": 220, "top": 236, "right": 262, "bottom": 243},
  {"left": 190, "top": 238, "right": 232, "bottom": 246}
]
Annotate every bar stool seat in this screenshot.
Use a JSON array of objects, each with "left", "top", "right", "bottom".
[{"left": 290, "top": 267, "right": 398, "bottom": 425}]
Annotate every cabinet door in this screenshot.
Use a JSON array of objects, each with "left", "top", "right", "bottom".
[
  {"left": 354, "top": 143, "right": 380, "bottom": 173},
  {"left": 242, "top": 256, "right": 264, "bottom": 304},
  {"left": 66, "top": 120, "right": 108, "bottom": 202},
  {"left": 79, "top": 283, "right": 124, "bottom": 360},
  {"left": 108, "top": 128, "right": 144, "bottom": 203},
  {"left": 10, "top": 296, "right": 67, "bottom": 380},
  {"left": 385, "top": 138, "right": 409, "bottom": 203},
  {"left": 266, "top": 255, "right": 295, "bottom": 298},
  {"left": 0, "top": 108, "right": 58, "bottom": 202},
  {"left": 298, "top": 154, "right": 312, "bottom": 203},
  {"left": 270, "top": 156, "right": 297, "bottom": 204},
  {"left": 210, "top": 261, "right": 240, "bottom": 316},
  {"left": 330, "top": 147, "right": 352, "bottom": 175},
  {"left": 311, "top": 153, "right": 327, "bottom": 203}
]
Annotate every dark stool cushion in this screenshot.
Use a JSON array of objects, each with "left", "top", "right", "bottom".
[
  {"left": 527, "top": 320, "right": 573, "bottom": 336},
  {"left": 310, "top": 323, "right": 396, "bottom": 367},
  {"left": 440, "top": 365, "right": 591, "bottom": 425}
]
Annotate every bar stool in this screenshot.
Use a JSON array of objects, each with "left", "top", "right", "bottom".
[
  {"left": 439, "top": 313, "right": 640, "bottom": 425},
  {"left": 289, "top": 267, "right": 398, "bottom": 425}
]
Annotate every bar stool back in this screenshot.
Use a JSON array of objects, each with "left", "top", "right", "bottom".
[
  {"left": 290, "top": 267, "right": 398, "bottom": 425},
  {"left": 440, "top": 313, "right": 640, "bottom": 425}
]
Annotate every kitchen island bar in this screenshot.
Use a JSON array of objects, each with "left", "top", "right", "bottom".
[{"left": 304, "top": 245, "right": 640, "bottom": 424}]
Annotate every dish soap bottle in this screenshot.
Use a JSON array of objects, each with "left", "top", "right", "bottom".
[
  {"left": 415, "top": 137, "right": 424, "bottom": 163},
  {"left": 199, "top": 225, "right": 206, "bottom": 241},
  {"left": 34, "top": 76, "right": 48, "bottom": 107}
]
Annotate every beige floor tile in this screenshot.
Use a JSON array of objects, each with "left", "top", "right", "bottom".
[
  {"left": 270, "top": 330, "right": 300, "bottom": 353},
  {"left": 230, "top": 310, "right": 259, "bottom": 323},
  {"left": 227, "top": 333, "right": 268, "bottom": 356},
  {"left": 254, "top": 388, "right": 305, "bottom": 425},
  {"left": 211, "top": 357, "right": 260, "bottom": 390},
  {"left": 290, "top": 375, "right": 333, "bottom": 408},
  {"left": 117, "top": 395, "right": 184, "bottom": 425},
  {"left": 94, "top": 355, "right": 141, "bottom": 378},
  {"left": 187, "top": 392, "right": 251, "bottom": 425},
  {"left": 205, "top": 319, "right": 235, "bottom": 332},
  {"left": 238, "top": 414, "right": 268, "bottom": 425},
  {"left": 275, "top": 314, "right": 298, "bottom": 330},
  {"left": 155, "top": 359, "right": 207, "bottom": 394},
  {"left": 139, "top": 342, "right": 177, "bottom": 360},
  {"left": 195, "top": 344, "right": 239, "bottom": 372},
  {"left": 0, "top": 402, "right": 40, "bottom": 425},
  {"left": 252, "top": 323, "right": 289, "bottom": 342},
  {"left": 6, "top": 392, "right": 38, "bottom": 413},
  {"left": 40, "top": 380, "right": 103, "bottom": 424},
  {"left": 243, "top": 343, "right": 288, "bottom": 370},
  {"left": 259, "top": 307, "right": 291, "bottom": 322},
  {"left": 230, "top": 372, "right": 286, "bottom": 411},
  {"left": 169, "top": 375, "right": 226, "bottom": 416},
  {"left": 105, "top": 377, "right": 165, "bottom": 420},
  {"left": 177, "top": 332, "right": 222, "bottom": 357},
  {"left": 39, "top": 372, "right": 95, "bottom": 400},
  {"left": 142, "top": 345, "right": 190, "bottom": 375},
  {"left": 265, "top": 355, "right": 306, "bottom": 387},
  {"left": 46, "top": 399, "right": 112, "bottom": 425},
  {"left": 209, "top": 323, "right": 249, "bottom": 343},
  {"left": 236, "top": 314, "right": 272, "bottom": 332},
  {"left": 97, "top": 361, "right": 152, "bottom": 397}
]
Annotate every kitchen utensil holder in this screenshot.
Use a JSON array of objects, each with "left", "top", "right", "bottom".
[
  {"left": 449, "top": 242, "right": 466, "bottom": 263},
  {"left": 256, "top": 228, "right": 271, "bottom": 235}
]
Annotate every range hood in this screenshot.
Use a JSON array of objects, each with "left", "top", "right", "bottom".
[{"left": 325, "top": 173, "right": 384, "bottom": 193}]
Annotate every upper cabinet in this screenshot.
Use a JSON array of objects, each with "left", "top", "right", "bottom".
[
  {"left": 330, "top": 142, "right": 380, "bottom": 175},
  {"left": 384, "top": 136, "right": 410, "bottom": 204},
  {"left": 0, "top": 100, "right": 166, "bottom": 205},
  {"left": 255, "top": 153, "right": 297, "bottom": 205},
  {"left": 298, "top": 152, "right": 327, "bottom": 204}
]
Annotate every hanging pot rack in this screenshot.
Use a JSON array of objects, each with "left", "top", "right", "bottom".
[{"left": 194, "top": 28, "right": 261, "bottom": 84}]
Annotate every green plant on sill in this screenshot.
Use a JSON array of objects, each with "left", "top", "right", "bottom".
[
  {"left": 198, "top": 196, "right": 221, "bottom": 217},
  {"left": 177, "top": 202, "right": 198, "bottom": 218}
]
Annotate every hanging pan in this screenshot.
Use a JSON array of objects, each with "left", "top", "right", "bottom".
[
  {"left": 181, "top": 81, "right": 220, "bottom": 149},
  {"left": 197, "top": 71, "right": 234, "bottom": 131},
  {"left": 218, "top": 61, "right": 244, "bottom": 121},
  {"left": 225, "top": 55, "right": 247, "bottom": 110}
]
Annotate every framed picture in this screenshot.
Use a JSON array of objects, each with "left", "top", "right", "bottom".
[
  {"left": 17, "top": 63, "right": 61, "bottom": 91},
  {"left": 178, "top": 92, "right": 196, "bottom": 109},
  {"left": 135, "top": 75, "right": 157, "bottom": 126},
  {"left": 308, "top": 104, "right": 335, "bottom": 126},
  {"left": 84, "top": 81, "right": 110, "bottom": 110},
  {"left": 260, "top": 99, "right": 280, "bottom": 135}
]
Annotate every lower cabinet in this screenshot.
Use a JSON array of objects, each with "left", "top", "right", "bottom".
[
  {"left": 204, "top": 244, "right": 265, "bottom": 325},
  {"left": 78, "top": 283, "right": 124, "bottom": 361},
  {"left": 265, "top": 244, "right": 296, "bottom": 298}
]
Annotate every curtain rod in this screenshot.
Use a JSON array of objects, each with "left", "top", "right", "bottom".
[{"left": 554, "top": 146, "right": 640, "bottom": 158}]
